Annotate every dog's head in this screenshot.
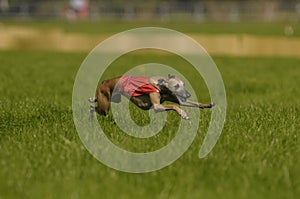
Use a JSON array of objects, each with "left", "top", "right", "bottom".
[{"left": 157, "top": 74, "right": 191, "bottom": 102}]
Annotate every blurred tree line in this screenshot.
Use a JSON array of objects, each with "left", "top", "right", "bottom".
[
  {"left": 5, "top": 0, "right": 300, "bottom": 7},
  {"left": 2, "top": 0, "right": 300, "bottom": 21}
]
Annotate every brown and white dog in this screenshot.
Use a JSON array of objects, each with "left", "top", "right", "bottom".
[{"left": 89, "top": 75, "right": 214, "bottom": 120}]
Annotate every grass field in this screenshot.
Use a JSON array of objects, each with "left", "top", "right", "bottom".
[
  {"left": 1, "top": 15, "right": 300, "bottom": 199},
  {"left": 0, "top": 48, "right": 299, "bottom": 199}
]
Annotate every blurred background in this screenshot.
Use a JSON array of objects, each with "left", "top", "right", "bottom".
[
  {"left": 1, "top": 0, "right": 300, "bottom": 22},
  {"left": 1, "top": 0, "right": 300, "bottom": 56}
]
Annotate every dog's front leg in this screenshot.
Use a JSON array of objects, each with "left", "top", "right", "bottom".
[
  {"left": 150, "top": 92, "right": 189, "bottom": 120},
  {"left": 178, "top": 99, "right": 215, "bottom": 109},
  {"left": 153, "top": 104, "right": 189, "bottom": 120}
]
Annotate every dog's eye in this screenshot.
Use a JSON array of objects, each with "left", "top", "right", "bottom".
[{"left": 175, "top": 84, "right": 180, "bottom": 90}]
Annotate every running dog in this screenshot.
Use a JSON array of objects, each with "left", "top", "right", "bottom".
[{"left": 89, "top": 75, "right": 214, "bottom": 120}]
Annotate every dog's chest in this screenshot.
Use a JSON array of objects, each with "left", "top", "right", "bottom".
[{"left": 160, "top": 93, "right": 176, "bottom": 103}]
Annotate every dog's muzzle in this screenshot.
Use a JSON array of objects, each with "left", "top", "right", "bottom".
[{"left": 176, "top": 91, "right": 191, "bottom": 102}]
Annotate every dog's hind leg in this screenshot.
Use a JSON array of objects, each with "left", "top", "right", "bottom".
[
  {"left": 89, "top": 105, "right": 96, "bottom": 121},
  {"left": 90, "top": 105, "right": 96, "bottom": 112},
  {"left": 88, "top": 98, "right": 97, "bottom": 120},
  {"left": 95, "top": 86, "right": 111, "bottom": 116}
]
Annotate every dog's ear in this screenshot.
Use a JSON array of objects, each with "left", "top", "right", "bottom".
[
  {"left": 168, "top": 74, "right": 175, "bottom": 79},
  {"left": 157, "top": 79, "right": 167, "bottom": 87}
]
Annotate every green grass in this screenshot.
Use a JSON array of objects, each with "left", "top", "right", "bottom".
[
  {"left": 2, "top": 19, "right": 300, "bottom": 37},
  {"left": 0, "top": 50, "right": 299, "bottom": 199}
]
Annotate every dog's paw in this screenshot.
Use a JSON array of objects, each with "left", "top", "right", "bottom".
[
  {"left": 209, "top": 102, "right": 215, "bottom": 108},
  {"left": 180, "top": 110, "right": 190, "bottom": 120},
  {"left": 88, "top": 97, "right": 97, "bottom": 103},
  {"left": 182, "top": 115, "right": 190, "bottom": 120}
]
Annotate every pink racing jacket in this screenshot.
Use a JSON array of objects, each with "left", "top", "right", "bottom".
[{"left": 119, "top": 75, "right": 159, "bottom": 97}]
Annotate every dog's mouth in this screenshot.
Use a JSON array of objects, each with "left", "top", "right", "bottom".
[{"left": 176, "top": 94, "right": 188, "bottom": 102}]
